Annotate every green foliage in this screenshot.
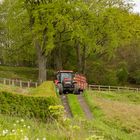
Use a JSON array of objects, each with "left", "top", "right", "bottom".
[
  {"left": 0, "top": 91, "right": 59, "bottom": 121},
  {"left": 48, "top": 105, "right": 64, "bottom": 120},
  {"left": 1, "top": 0, "right": 140, "bottom": 85},
  {"left": 129, "top": 70, "right": 140, "bottom": 84},
  {"left": 86, "top": 61, "right": 118, "bottom": 85},
  {"left": 0, "top": 0, "right": 35, "bottom": 66},
  {"left": 117, "top": 64, "right": 129, "bottom": 85}
]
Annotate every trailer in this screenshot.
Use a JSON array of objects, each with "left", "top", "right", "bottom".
[{"left": 54, "top": 70, "right": 87, "bottom": 94}]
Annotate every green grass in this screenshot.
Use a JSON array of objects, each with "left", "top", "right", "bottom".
[
  {"left": 0, "top": 66, "right": 55, "bottom": 82},
  {"left": 67, "top": 94, "right": 85, "bottom": 118},
  {"left": 0, "top": 114, "right": 105, "bottom": 140},
  {"left": 0, "top": 66, "right": 38, "bottom": 81},
  {"left": 30, "top": 81, "right": 57, "bottom": 97},
  {"left": 83, "top": 90, "right": 140, "bottom": 140},
  {"left": 0, "top": 84, "right": 32, "bottom": 94},
  {"left": 89, "top": 91, "right": 140, "bottom": 104},
  {"left": 0, "top": 81, "right": 57, "bottom": 97}
]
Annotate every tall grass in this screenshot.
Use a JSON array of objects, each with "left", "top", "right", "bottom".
[
  {"left": 0, "top": 114, "right": 104, "bottom": 140},
  {"left": 83, "top": 90, "right": 140, "bottom": 140}
]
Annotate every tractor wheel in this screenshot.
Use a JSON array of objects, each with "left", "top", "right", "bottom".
[
  {"left": 57, "top": 83, "right": 63, "bottom": 94},
  {"left": 74, "top": 84, "right": 79, "bottom": 94}
]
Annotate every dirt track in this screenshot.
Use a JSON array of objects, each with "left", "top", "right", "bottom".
[
  {"left": 60, "top": 94, "right": 73, "bottom": 118},
  {"left": 60, "top": 94, "right": 93, "bottom": 120},
  {"left": 77, "top": 94, "right": 93, "bottom": 120}
]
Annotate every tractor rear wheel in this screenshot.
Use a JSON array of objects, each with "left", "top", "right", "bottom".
[{"left": 74, "top": 84, "right": 79, "bottom": 94}]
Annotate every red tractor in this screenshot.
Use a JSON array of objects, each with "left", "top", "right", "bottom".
[{"left": 54, "top": 70, "right": 87, "bottom": 94}]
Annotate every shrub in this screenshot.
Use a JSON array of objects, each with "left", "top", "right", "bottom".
[
  {"left": 0, "top": 91, "right": 60, "bottom": 122},
  {"left": 129, "top": 70, "right": 140, "bottom": 84}
]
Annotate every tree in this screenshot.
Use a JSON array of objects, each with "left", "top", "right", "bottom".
[
  {"left": 25, "top": 0, "right": 95, "bottom": 83},
  {"left": 0, "top": 0, "right": 36, "bottom": 66}
]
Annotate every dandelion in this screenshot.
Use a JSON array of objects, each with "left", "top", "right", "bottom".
[
  {"left": 20, "top": 129, "right": 23, "bottom": 133},
  {"left": 36, "top": 138, "right": 40, "bottom": 140},
  {"left": 2, "top": 130, "right": 8, "bottom": 136},
  {"left": 13, "top": 123, "right": 16, "bottom": 126},
  {"left": 12, "top": 129, "right": 16, "bottom": 133},
  {"left": 42, "top": 137, "right": 46, "bottom": 140},
  {"left": 24, "top": 136, "right": 29, "bottom": 140},
  {"left": 16, "top": 120, "right": 19, "bottom": 123},
  {"left": 21, "top": 119, "right": 24, "bottom": 122},
  {"left": 23, "top": 124, "right": 26, "bottom": 127},
  {"left": 27, "top": 126, "right": 31, "bottom": 129}
]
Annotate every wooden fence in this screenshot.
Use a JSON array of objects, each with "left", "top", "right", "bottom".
[
  {"left": 0, "top": 78, "right": 38, "bottom": 88},
  {"left": 89, "top": 85, "right": 140, "bottom": 92}
]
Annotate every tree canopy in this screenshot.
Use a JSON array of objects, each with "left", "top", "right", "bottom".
[{"left": 0, "top": 0, "right": 140, "bottom": 85}]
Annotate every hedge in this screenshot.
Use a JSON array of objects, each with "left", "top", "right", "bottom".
[{"left": 0, "top": 91, "right": 59, "bottom": 122}]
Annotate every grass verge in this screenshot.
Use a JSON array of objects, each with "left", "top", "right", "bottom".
[{"left": 67, "top": 94, "right": 85, "bottom": 118}]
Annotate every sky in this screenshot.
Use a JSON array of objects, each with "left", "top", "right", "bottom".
[
  {"left": 132, "top": 0, "right": 140, "bottom": 13},
  {"left": 0, "top": 0, "right": 139, "bottom": 13}
]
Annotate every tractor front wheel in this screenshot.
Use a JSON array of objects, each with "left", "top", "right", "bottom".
[{"left": 57, "top": 83, "right": 63, "bottom": 94}]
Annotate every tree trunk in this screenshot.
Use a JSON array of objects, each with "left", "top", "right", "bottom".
[
  {"left": 35, "top": 41, "right": 47, "bottom": 84},
  {"left": 82, "top": 45, "right": 86, "bottom": 75},
  {"left": 76, "top": 42, "right": 82, "bottom": 73}
]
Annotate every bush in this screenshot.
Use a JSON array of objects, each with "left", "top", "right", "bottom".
[
  {"left": 0, "top": 92, "right": 60, "bottom": 122},
  {"left": 129, "top": 70, "right": 140, "bottom": 84}
]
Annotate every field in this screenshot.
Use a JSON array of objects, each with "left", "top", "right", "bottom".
[
  {"left": 84, "top": 90, "right": 140, "bottom": 140},
  {"left": 0, "top": 66, "right": 55, "bottom": 81},
  {"left": 0, "top": 66, "right": 140, "bottom": 140},
  {"left": 0, "top": 66, "right": 38, "bottom": 81}
]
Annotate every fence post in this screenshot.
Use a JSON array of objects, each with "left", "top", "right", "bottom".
[
  {"left": 35, "top": 82, "right": 38, "bottom": 88},
  {"left": 98, "top": 85, "right": 101, "bottom": 91},
  {"left": 109, "top": 86, "right": 110, "bottom": 91},
  {"left": 28, "top": 81, "right": 30, "bottom": 88},
  {"left": 117, "top": 87, "right": 120, "bottom": 92},
  {"left": 12, "top": 80, "right": 14, "bottom": 86},
  {"left": 3, "top": 79, "right": 6, "bottom": 85},
  {"left": 9, "top": 79, "right": 11, "bottom": 85},
  {"left": 20, "top": 81, "right": 22, "bottom": 88},
  {"left": 136, "top": 88, "right": 138, "bottom": 92}
]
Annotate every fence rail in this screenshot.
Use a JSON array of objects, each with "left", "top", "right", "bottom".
[
  {"left": 89, "top": 85, "right": 140, "bottom": 92},
  {"left": 0, "top": 78, "right": 38, "bottom": 88}
]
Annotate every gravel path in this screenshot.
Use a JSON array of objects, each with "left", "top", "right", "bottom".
[
  {"left": 60, "top": 94, "right": 73, "bottom": 118},
  {"left": 77, "top": 94, "right": 93, "bottom": 120}
]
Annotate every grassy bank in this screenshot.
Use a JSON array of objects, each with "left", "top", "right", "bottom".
[
  {"left": 84, "top": 90, "right": 140, "bottom": 140},
  {"left": 0, "top": 66, "right": 38, "bottom": 81}
]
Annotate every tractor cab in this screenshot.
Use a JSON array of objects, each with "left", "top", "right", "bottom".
[
  {"left": 55, "top": 70, "right": 87, "bottom": 94},
  {"left": 57, "top": 71, "right": 73, "bottom": 83}
]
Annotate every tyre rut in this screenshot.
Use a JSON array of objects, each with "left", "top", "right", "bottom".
[
  {"left": 77, "top": 94, "right": 93, "bottom": 120},
  {"left": 60, "top": 94, "right": 73, "bottom": 118}
]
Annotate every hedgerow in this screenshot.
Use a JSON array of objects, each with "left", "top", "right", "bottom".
[{"left": 0, "top": 91, "right": 60, "bottom": 122}]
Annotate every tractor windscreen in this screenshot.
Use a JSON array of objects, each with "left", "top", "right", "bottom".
[{"left": 61, "top": 73, "right": 72, "bottom": 82}]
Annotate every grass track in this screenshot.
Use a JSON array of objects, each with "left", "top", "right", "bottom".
[{"left": 67, "top": 94, "right": 85, "bottom": 118}]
